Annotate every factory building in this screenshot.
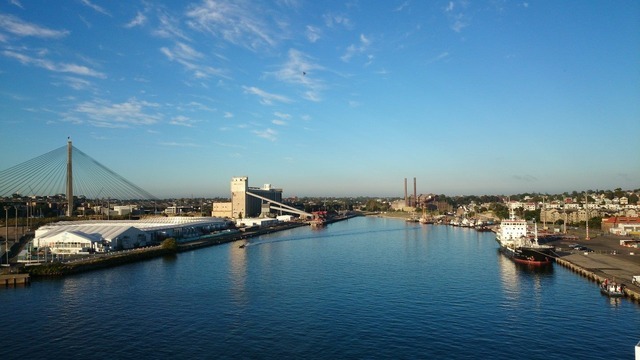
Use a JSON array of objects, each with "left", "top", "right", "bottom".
[{"left": 213, "top": 177, "right": 283, "bottom": 219}]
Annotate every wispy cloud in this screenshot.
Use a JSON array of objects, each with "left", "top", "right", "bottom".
[
  {"left": 341, "top": 34, "right": 372, "bottom": 62},
  {"left": 125, "top": 12, "right": 147, "bottom": 28},
  {"left": 186, "top": 0, "right": 278, "bottom": 51},
  {"left": 272, "top": 119, "right": 286, "bottom": 126},
  {"left": 394, "top": 1, "right": 410, "bottom": 12},
  {"left": 243, "top": 86, "right": 291, "bottom": 105},
  {"left": 80, "top": 0, "right": 111, "bottom": 16},
  {"left": 253, "top": 128, "right": 278, "bottom": 141},
  {"left": 426, "top": 51, "right": 449, "bottom": 65},
  {"left": 444, "top": 1, "right": 470, "bottom": 33},
  {"left": 274, "top": 112, "right": 291, "bottom": 119},
  {"left": 153, "top": 11, "right": 190, "bottom": 41},
  {"left": 323, "top": 13, "right": 352, "bottom": 29},
  {"left": 305, "top": 25, "right": 321, "bottom": 43},
  {"left": 223, "top": 111, "right": 234, "bottom": 118},
  {"left": 169, "top": 115, "right": 197, "bottom": 127},
  {"left": 2, "top": 50, "right": 106, "bottom": 78},
  {"left": 267, "top": 49, "right": 325, "bottom": 102},
  {"left": 160, "top": 42, "right": 226, "bottom": 79},
  {"left": 74, "top": 98, "right": 161, "bottom": 128},
  {"left": 10, "top": 0, "right": 24, "bottom": 9},
  {"left": 0, "top": 14, "right": 69, "bottom": 38},
  {"left": 54, "top": 76, "right": 93, "bottom": 90},
  {"left": 159, "top": 141, "right": 202, "bottom": 148}
]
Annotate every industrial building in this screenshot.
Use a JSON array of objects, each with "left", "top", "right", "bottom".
[
  {"left": 212, "top": 176, "right": 313, "bottom": 221},
  {"left": 32, "top": 217, "right": 233, "bottom": 255}
]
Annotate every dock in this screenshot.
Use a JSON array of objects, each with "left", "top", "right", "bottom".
[
  {"left": 1, "top": 273, "right": 30, "bottom": 287},
  {"left": 547, "top": 234, "right": 640, "bottom": 303}
]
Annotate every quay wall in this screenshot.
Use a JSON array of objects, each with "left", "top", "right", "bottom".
[
  {"left": 1, "top": 273, "right": 30, "bottom": 287},
  {"left": 555, "top": 257, "right": 640, "bottom": 303}
]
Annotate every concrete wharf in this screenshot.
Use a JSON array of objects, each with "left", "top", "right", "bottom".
[
  {"left": 1, "top": 273, "right": 30, "bottom": 287},
  {"left": 546, "top": 234, "right": 640, "bottom": 302}
]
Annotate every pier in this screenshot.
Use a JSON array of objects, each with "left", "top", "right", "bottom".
[
  {"left": 1, "top": 273, "right": 30, "bottom": 287},
  {"left": 547, "top": 234, "right": 640, "bottom": 303}
]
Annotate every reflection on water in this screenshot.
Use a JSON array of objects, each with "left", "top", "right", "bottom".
[{"left": 497, "top": 249, "right": 554, "bottom": 307}]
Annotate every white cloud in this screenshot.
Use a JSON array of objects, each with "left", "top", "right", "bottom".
[
  {"left": 267, "top": 49, "right": 325, "bottom": 102},
  {"left": 242, "top": 86, "right": 291, "bottom": 105},
  {"left": 55, "top": 76, "right": 92, "bottom": 90},
  {"left": 394, "top": 1, "right": 409, "bottom": 12},
  {"left": 274, "top": 112, "right": 291, "bottom": 119},
  {"left": 253, "top": 128, "right": 278, "bottom": 141},
  {"left": 445, "top": 1, "right": 454, "bottom": 12},
  {"left": 223, "top": 111, "right": 234, "bottom": 118},
  {"left": 341, "top": 34, "right": 372, "bottom": 62},
  {"left": 10, "top": 0, "right": 24, "bottom": 9},
  {"left": 159, "top": 141, "right": 202, "bottom": 148},
  {"left": 80, "top": 0, "right": 111, "bottom": 16},
  {"left": 160, "top": 42, "right": 226, "bottom": 79},
  {"left": 74, "top": 98, "right": 161, "bottom": 128},
  {"left": 0, "top": 14, "right": 69, "bottom": 38},
  {"left": 2, "top": 50, "right": 106, "bottom": 78},
  {"left": 169, "top": 115, "right": 196, "bottom": 127},
  {"left": 426, "top": 51, "right": 449, "bottom": 64},
  {"left": 305, "top": 25, "right": 321, "bottom": 43},
  {"left": 125, "top": 12, "right": 147, "bottom": 28},
  {"left": 186, "top": 0, "right": 278, "bottom": 51},
  {"left": 272, "top": 119, "right": 286, "bottom": 126},
  {"left": 444, "top": 1, "right": 470, "bottom": 33},
  {"left": 323, "top": 13, "right": 352, "bottom": 29},
  {"left": 153, "top": 11, "right": 190, "bottom": 41}
]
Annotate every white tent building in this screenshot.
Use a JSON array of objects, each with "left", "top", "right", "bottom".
[{"left": 33, "top": 217, "right": 232, "bottom": 255}]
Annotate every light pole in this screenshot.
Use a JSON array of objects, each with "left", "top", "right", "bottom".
[
  {"left": 542, "top": 196, "right": 547, "bottom": 230},
  {"left": 584, "top": 193, "right": 590, "bottom": 240},
  {"left": 14, "top": 205, "right": 19, "bottom": 248},
  {"left": 4, "top": 206, "right": 9, "bottom": 265}
]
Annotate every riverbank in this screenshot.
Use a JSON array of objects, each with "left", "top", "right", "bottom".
[{"left": 14, "top": 215, "right": 361, "bottom": 278}]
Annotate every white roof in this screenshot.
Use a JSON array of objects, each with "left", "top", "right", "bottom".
[{"left": 36, "top": 217, "right": 228, "bottom": 242}]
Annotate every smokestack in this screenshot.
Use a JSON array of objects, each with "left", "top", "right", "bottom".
[
  {"left": 404, "top": 178, "right": 408, "bottom": 206},
  {"left": 413, "top": 177, "right": 417, "bottom": 207}
]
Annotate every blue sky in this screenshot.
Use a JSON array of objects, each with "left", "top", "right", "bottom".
[{"left": 0, "top": 0, "right": 638, "bottom": 198}]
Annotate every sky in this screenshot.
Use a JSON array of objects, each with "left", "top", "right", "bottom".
[{"left": 0, "top": 0, "right": 639, "bottom": 198}]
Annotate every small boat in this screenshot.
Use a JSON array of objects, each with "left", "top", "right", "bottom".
[{"left": 600, "top": 279, "right": 624, "bottom": 298}]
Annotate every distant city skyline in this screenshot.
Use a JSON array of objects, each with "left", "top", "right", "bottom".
[{"left": 1, "top": 1, "right": 638, "bottom": 198}]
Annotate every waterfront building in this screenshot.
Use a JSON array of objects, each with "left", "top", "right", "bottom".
[
  {"left": 211, "top": 177, "right": 284, "bottom": 219},
  {"left": 31, "top": 217, "right": 232, "bottom": 254},
  {"left": 601, "top": 217, "right": 640, "bottom": 236}
]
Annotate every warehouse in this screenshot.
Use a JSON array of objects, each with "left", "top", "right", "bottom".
[{"left": 32, "top": 217, "right": 233, "bottom": 254}]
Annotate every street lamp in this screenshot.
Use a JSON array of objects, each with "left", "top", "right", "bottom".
[
  {"left": 4, "top": 206, "right": 9, "bottom": 265},
  {"left": 14, "top": 205, "right": 19, "bottom": 246}
]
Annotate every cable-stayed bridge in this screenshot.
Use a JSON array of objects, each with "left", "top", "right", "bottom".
[{"left": 0, "top": 140, "right": 158, "bottom": 205}]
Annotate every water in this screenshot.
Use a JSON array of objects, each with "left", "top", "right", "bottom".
[{"left": 1, "top": 217, "right": 639, "bottom": 359}]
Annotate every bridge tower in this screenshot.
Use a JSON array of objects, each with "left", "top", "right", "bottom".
[{"left": 66, "top": 138, "right": 73, "bottom": 216}]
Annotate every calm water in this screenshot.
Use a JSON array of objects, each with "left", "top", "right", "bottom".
[{"left": 2, "top": 217, "right": 639, "bottom": 359}]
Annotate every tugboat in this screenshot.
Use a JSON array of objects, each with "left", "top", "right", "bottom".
[{"left": 496, "top": 208, "right": 554, "bottom": 265}]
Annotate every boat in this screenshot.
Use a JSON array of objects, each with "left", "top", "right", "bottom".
[
  {"left": 310, "top": 211, "right": 327, "bottom": 227},
  {"left": 600, "top": 279, "right": 624, "bottom": 297},
  {"left": 495, "top": 208, "right": 554, "bottom": 265},
  {"left": 419, "top": 208, "right": 433, "bottom": 224}
]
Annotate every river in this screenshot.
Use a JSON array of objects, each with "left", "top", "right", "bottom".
[{"left": 1, "top": 216, "right": 639, "bottom": 359}]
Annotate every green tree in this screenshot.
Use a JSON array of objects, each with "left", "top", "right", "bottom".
[{"left": 161, "top": 238, "right": 178, "bottom": 252}]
